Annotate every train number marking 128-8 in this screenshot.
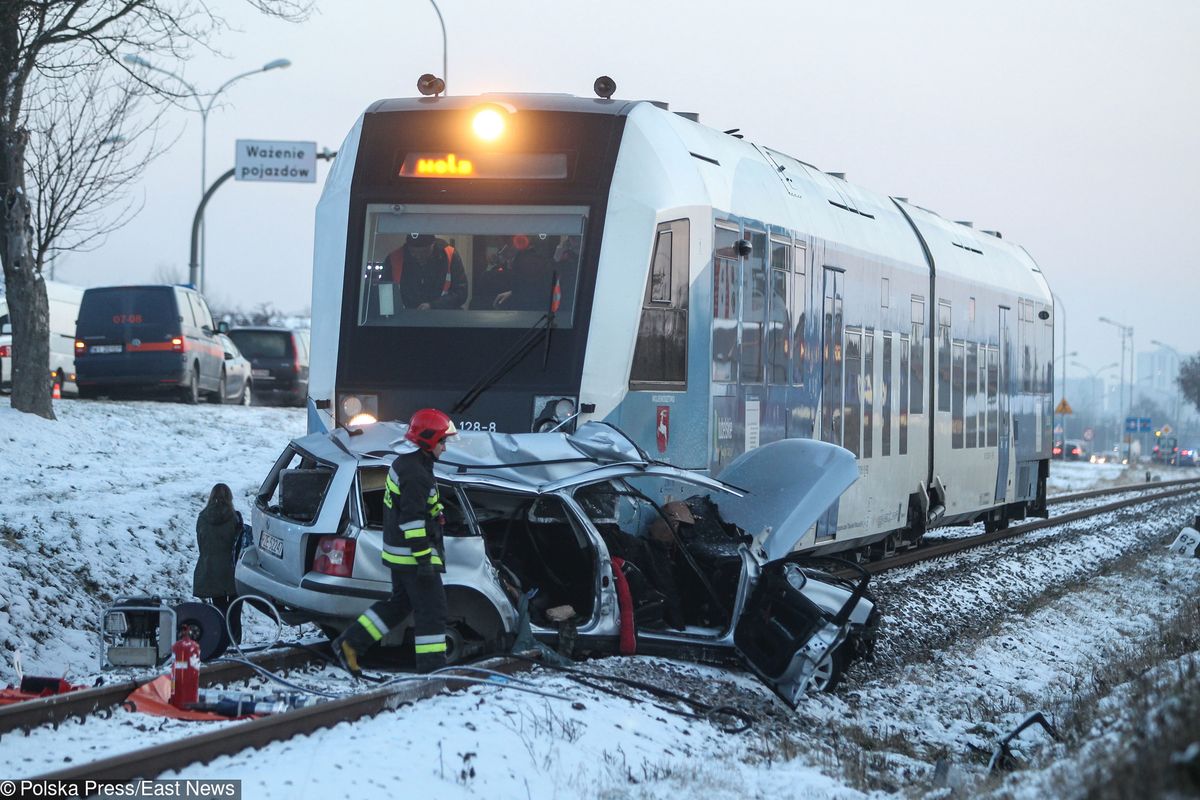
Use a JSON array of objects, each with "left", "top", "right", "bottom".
[{"left": 457, "top": 421, "right": 498, "bottom": 432}]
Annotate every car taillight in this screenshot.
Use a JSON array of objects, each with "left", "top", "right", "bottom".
[
  {"left": 312, "top": 536, "right": 356, "bottom": 577},
  {"left": 75, "top": 339, "right": 85, "bottom": 352},
  {"left": 0, "top": 344, "right": 9, "bottom": 358},
  {"left": 171, "top": 336, "right": 185, "bottom": 352},
  {"left": 293, "top": 341, "right": 300, "bottom": 375}
]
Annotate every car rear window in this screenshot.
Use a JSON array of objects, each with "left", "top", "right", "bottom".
[
  {"left": 78, "top": 287, "right": 176, "bottom": 330},
  {"left": 229, "top": 330, "right": 294, "bottom": 359}
]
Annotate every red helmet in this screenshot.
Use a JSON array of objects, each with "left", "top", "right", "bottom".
[{"left": 405, "top": 408, "right": 458, "bottom": 452}]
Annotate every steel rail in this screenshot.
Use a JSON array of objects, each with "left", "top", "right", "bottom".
[
  {"left": 1046, "top": 474, "right": 1200, "bottom": 506},
  {"left": 0, "top": 646, "right": 318, "bottom": 736},
  {"left": 33, "top": 656, "right": 528, "bottom": 782},
  {"left": 868, "top": 483, "right": 1200, "bottom": 575}
]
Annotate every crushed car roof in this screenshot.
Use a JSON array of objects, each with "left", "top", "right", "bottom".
[{"left": 302, "top": 421, "right": 678, "bottom": 490}]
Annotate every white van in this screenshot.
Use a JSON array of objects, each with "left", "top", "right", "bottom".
[{"left": 0, "top": 280, "right": 85, "bottom": 395}]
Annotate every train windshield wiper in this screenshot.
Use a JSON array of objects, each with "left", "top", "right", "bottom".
[{"left": 451, "top": 271, "right": 559, "bottom": 415}]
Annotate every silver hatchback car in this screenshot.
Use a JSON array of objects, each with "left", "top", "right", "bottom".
[{"left": 235, "top": 422, "right": 879, "bottom": 705}]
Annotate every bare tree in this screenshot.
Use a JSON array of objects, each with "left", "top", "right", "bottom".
[
  {"left": 0, "top": 0, "right": 309, "bottom": 420},
  {"left": 27, "top": 67, "right": 165, "bottom": 272}
]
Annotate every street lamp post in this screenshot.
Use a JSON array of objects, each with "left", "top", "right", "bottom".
[
  {"left": 429, "top": 1, "right": 448, "bottom": 92},
  {"left": 1099, "top": 316, "right": 1135, "bottom": 462},
  {"left": 123, "top": 54, "right": 291, "bottom": 291}
]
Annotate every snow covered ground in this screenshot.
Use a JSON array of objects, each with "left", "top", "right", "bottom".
[
  {"left": 2, "top": 397, "right": 1199, "bottom": 798},
  {"left": 1046, "top": 458, "right": 1183, "bottom": 494}
]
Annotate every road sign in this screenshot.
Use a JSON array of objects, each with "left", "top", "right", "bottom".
[
  {"left": 1126, "top": 417, "right": 1138, "bottom": 433},
  {"left": 1083, "top": 427, "right": 1094, "bottom": 441},
  {"left": 1054, "top": 424, "right": 1064, "bottom": 435},
  {"left": 1055, "top": 398, "right": 1073, "bottom": 415},
  {"left": 235, "top": 140, "right": 317, "bottom": 183},
  {"left": 1140, "top": 417, "right": 1152, "bottom": 432},
  {"left": 1162, "top": 424, "right": 1173, "bottom": 435}
]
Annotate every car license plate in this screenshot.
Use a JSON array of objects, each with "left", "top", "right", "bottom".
[
  {"left": 90, "top": 344, "right": 122, "bottom": 354},
  {"left": 259, "top": 531, "right": 285, "bottom": 558},
  {"left": 252, "top": 369, "right": 270, "bottom": 378}
]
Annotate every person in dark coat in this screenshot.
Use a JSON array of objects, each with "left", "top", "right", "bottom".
[{"left": 194, "top": 482, "right": 244, "bottom": 643}]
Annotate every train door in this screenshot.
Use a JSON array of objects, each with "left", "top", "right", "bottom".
[
  {"left": 996, "top": 305, "right": 1011, "bottom": 502},
  {"left": 816, "top": 265, "right": 845, "bottom": 541},
  {"left": 710, "top": 224, "right": 742, "bottom": 474},
  {"left": 763, "top": 235, "right": 793, "bottom": 445},
  {"left": 740, "top": 228, "right": 768, "bottom": 453}
]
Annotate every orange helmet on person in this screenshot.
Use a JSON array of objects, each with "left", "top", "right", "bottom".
[{"left": 405, "top": 408, "right": 458, "bottom": 452}]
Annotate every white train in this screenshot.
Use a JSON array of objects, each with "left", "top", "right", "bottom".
[{"left": 306, "top": 86, "right": 1054, "bottom": 556}]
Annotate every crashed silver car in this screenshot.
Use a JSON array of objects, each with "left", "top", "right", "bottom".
[{"left": 235, "top": 422, "right": 879, "bottom": 704}]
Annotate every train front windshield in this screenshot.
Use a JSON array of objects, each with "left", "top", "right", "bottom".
[{"left": 357, "top": 205, "right": 587, "bottom": 329}]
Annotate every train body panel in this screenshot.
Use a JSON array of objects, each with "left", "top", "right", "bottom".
[{"left": 307, "top": 93, "right": 1053, "bottom": 556}]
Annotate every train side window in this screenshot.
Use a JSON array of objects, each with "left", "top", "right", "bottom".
[
  {"left": 966, "top": 342, "right": 978, "bottom": 448},
  {"left": 821, "top": 267, "right": 845, "bottom": 445},
  {"left": 739, "top": 229, "right": 768, "bottom": 384},
  {"left": 863, "top": 330, "right": 874, "bottom": 459},
  {"left": 911, "top": 298, "right": 925, "bottom": 415},
  {"left": 899, "top": 336, "right": 909, "bottom": 456},
  {"left": 767, "top": 237, "right": 791, "bottom": 385},
  {"left": 952, "top": 341, "right": 965, "bottom": 448},
  {"left": 881, "top": 277, "right": 890, "bottom": 308},
  {"left": 937, "top": 301, "right": 952, "bottom": 412},
  {"left": 977, "top": 347, "right": 987, "bottom": 447},
  {"left": 631, "top": 220, "right": 690, "bottom": 389},
  {"left": 791, "top": 244, "right": 807, "bottom": 388},
  {"left": 882, "top": 333, "right": 893, "bottom": 457},
  {"left": 844, "top": 328, "right": 862, "bottom": 457},
  {"left": 712, "top": 225, "right": 740, "bottom": 383}
]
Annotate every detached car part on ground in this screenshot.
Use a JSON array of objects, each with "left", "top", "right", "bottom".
[{"left": 235, "top": 422, "right": 879, "bottom": 705}]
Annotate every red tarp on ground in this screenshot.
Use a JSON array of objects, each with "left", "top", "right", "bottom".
[{"left": 0, "top": 677, "right": 84, "bottom": 706}]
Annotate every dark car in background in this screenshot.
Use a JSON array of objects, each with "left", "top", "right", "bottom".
[
  {"left": 74, "top": 285, "right": 225, "bottom": 403},
  {"left": 215, "top": 333, "right": 254, "bottom": 405},
  {"left": 227, "top": 327, "right": 309, "bottom": 407}
]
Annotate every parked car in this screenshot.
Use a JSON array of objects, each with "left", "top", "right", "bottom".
[
  {"left": 74, "top": 285, "right": 225, "bottom": 403},
  {"left": 1063, "top": 439, "right": 1088, "bottom": 461},
  {"left": 0, "top": 281, "right": 85, "bottom": 396},
  {"left": 214, "top": 333, "right": 254, "bottom": 405},
  {"left": 226, "top": 327, "right": 309, "bottom": 407},
  {"left": 235, "top": 422, "right": 880, "bottom": 704}
]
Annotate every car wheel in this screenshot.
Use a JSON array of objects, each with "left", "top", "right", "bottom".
[
  {"left": 241, "top": 380, "right": 253, "bottom": 406},
  {"left": 806, "top": 646, "right": 846, "bottom": 693},
  {"left": 180, "top": 365, "right": 199, "bottom": 404},
  {"left": 210, "top": 370, "right": 227, "bottom": 405}
]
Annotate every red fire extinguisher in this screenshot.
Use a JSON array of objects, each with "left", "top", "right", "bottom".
[{"left": 169, "top": 634, "right": 201, "bottom": 710}]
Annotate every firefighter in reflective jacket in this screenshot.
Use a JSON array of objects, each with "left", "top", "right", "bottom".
[{"left": 334, "top": 409, "right": 458, "bottom": 675}]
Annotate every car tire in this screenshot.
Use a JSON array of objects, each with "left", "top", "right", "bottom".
[
  {"left": 806, "top": 646, "right": 847, "bottom": 693},
  {"left": 210, "top": 370, "right": 227, "bottom": 405},
  {"left": 180, "top": 365, "right": 199, "bottom": 404},
  {"left": 241, "top": 381, "right": 253, "bottom": 406}
]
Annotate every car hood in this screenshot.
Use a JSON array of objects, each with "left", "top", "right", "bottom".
[{"left": 712, "top": 439, "right": 859, "bottom": 561}]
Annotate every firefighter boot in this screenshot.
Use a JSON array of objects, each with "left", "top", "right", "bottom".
[
  {"left": 331, "top": 631, "right": 363, "bottom": 678},
  {"left": 415, "top": 650, "right": 446, "bottom": 674}
]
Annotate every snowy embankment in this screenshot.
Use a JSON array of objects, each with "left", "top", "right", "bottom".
[
  {"left": 0, "top": 397, "right": 305, "bottom": 680},
  {"left": 1046, "top": 458, "right": 1182, "bottom": 495}
]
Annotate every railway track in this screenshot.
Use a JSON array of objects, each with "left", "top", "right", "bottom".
[
  {"left": 864, "top": 476, "right": 1200, "bottom": 575},
  {"left": 30, "top": 656, "right": 529, "bottom": 782}
]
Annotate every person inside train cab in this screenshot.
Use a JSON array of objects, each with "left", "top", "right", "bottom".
[
  {"left": 492, "top": 235, "right": 577, "bottom": 312},
  {"left": 385, "top": 233, "right": 468, "bottom": 310}
]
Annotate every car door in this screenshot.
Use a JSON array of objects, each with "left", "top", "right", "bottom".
[{"left": 186, "top": 291, "right": 220, "bottom": 390}]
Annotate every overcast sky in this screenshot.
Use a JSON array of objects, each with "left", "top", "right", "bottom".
[{"left": 51, "top": 0, "right": 1200, "bottom": 390}]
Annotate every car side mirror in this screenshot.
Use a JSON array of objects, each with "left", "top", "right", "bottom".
[
  {"left": 217, "top": 321, "right": 230, "bottom": 334},
  {"left": 224, "top": 351, "right": 234, "bottom": 361}
]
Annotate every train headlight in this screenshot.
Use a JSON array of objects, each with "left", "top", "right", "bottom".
[
  {"left": 472, "top": 107, "right": 506, "bottom": 142},
  {"left": 338, "top": 393, "right": 378, "bottom": 427},
  {"left": 532, "top": 395, "right": 577, "bottom": 433}
]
